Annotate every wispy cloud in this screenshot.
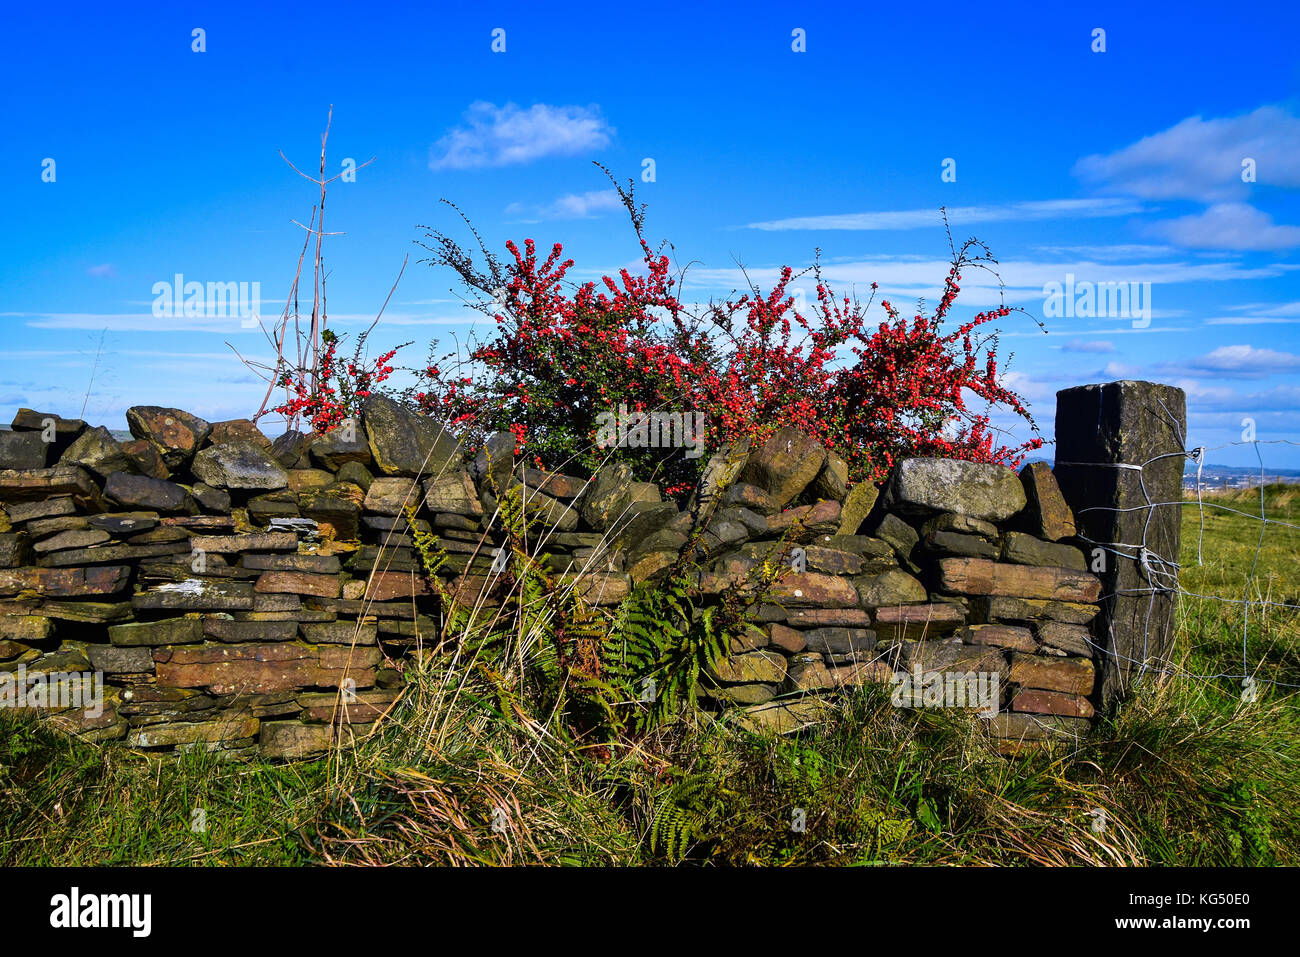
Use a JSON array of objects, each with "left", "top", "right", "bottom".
[
  {"left": 1172, "top": 344, "right": 1300, "bottom": 378},
  {"left": 741, "top": 198, "right": 1143, "bottom": 232},
  {"left": 505, "top": 189, "right": 622, "bottom": 222},
  {"left": 1073, "top": 105, "right": 1300, "bottom": 202},
  {"left": 86, "top": 264, "right": 116, "bottom": 278},
  {"left": 1147, "top": 202, "right": 1300, "bottom": 251},
  {"left": 1059, "top": 339, "right": 1117, "bottom": 353},
  {"left": 429, "top": 102, "right": 614, "bottom": 171}
]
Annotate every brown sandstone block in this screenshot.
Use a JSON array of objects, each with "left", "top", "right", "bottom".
[{"left": 938, "top": 558, "right": 1101, "bottom": 602}]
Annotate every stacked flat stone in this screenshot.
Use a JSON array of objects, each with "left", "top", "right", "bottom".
[
  {"left": 656, "top": 430, "right": 1103, "bottom": 751},
  {"left": 1, "top": 399, "right": 1109, "bottom": 759}
]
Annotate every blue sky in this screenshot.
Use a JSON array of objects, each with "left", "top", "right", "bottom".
[{"left": 2, "top": 0, "right": 1298, "bottom": 466}]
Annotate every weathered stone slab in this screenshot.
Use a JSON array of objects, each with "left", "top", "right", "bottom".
[
  {"left": 898, "top": 641, "right": 1008, "bottom": 683},
  {"left": 782, "top": 607, "right": 873, "bottom": 628},
  {"left": 0, "top": 532, "right": 30, "bottom": 567},
  {"left": 240, "top": 553, "right": 341, "bottom": 574},
  {"left": 837, "top": 481, "right": 879, "bottom": 535},
  {"left": 872, "top": 602, "right": 967, "bottom": 638},
  {"left": 740, "top": 427, "right": 826, "bottom": 508},
  {"left": 922, "top": 530, "right": 998, "bottom": 559},
  {"left": 1034, "top": 621, "right": 1094, "bottom": 657},
  {"left": 87, "top": 644, "right": 155, "bottom": 673},
  {"left": 363, "top": 477, "right": 421, "bottom": 516},
  {"left": 362, "top": 395, "right": 462, "bottom": 476},
  {"left": 121, "top": 438, "right": 170, "bottom": 479},
  {"left": 516, "top": 467, "right": 586, "bottom": 500},
  {"left": 206, "top": 419, "right": 273, "bottom": 451},
  {"left": 766, "top": 623, "right": 807, "bottom": 653},
  {"left": 960, "top": 623, "right": 1036, "bottom": 652},
  {"left": 522, "top": 488, "right": 580, "bottom": 532},
  {"left": 765, "top": 499, "right": 841, "bottom": 535},
  {"left": 707, "top": 682, "right": 778, "bottom": 705},
  {"left": 59, "top": 426, "right": 132, "bottom": 479},
  {"left": 987, "top": 713, "right": 1090, "bottom": 743},
  {"left": 0, "top": 615, "right": 53, "bottom": 641},
  {"left": 801, "top": 546, "right": 864, "bottom": 575},
  {"left": 566, "top": 571, "right": 631, "bottom": 606},
  {"left": 298, "top": 688, "right": 399, "bottom": 723},
  {"left": 999, "top": 532, "right": 1086, "bottom": 571},
  {"left": 883, "top": 458, "right": 1026, "bottom": 521},
  {"left": 32, "top": 528, "right": 111, "bottom": 553},
  {"left": 127, "top": 716, "right": 259, "bottom": 749},
  {"left": 722, "top": 482, "right": 779, "bottom": 517},
  {"left": 259, "top": 720, "right": 333, "bottom": 758},
  {"left": 11, "top": 408, "right": 87, "bottom": 456},
  {"left": 735, "top": 698, "right": 832, "bottom": 735},
  {"left": 1008, "top": 653, "right": 1095, "bottom": 695},
  {"left": 154, "top": 642, "right": 381, "bottom": 694},
  {"left": 25, "top": 514, "right": 89, "bottom": 538},
  {"left": 38, "top": 541, "right": 188, "bottom": 567},
  {"left": 254, "top": 571, "right": 341, "bottom": 598},
  {"left": 86, "top": 512, "right": 160, "bottom": 536},
  {"left": 300, "top": 621, "right": 378, "bottom": 645},
  {"left": 708, "top": 649, "right": 787, "bottom": 685},
  {"left": 854, "top": 568, "right": 927, "bottom": 607},
  {"left": 767, "top": 571, "right": 860, "bottom": 608},
  {"left": 364, "top": 571, "right": 434, "bottom": 602},
  {"left": 300, "top": 484, "right": 363, "bottom": 540},
  {"left": 972, "top": 596, "right": 1100, "bottom": 625},
  {"left": 5, "top": 496, "right": 77, "bottom": 523},
  {"left": 0, "top": 564, "right": 130, "bottom": 597},
  {"left": 310, "top": 419, "right": 372, "bottom": 470},
  {"left": 0, "top": 467, "right": 102, "bottom": 510},
  {"left": 802, "top": 626, "right": 875, "bottom": 657},
  {"left": 104, "top": 473, "right": 194, "bottom": 514},
  {"left": 190, "top": 532, "right": 298, "bottom": 554},
  {"left": 921, "top": 512, "right": 999, "bottom": 540},
  {"left": 131, "top": 579, "right": 255, "bottom": 611},
  {"left": 192, "top": 442, "right": 290, "bottom": 490},
  {"left": 1010, "top": 688, "right": 1095, "bottom": 718},
  {"left": 1018, "top": 462, "right": 1076, "bottom": 541},
  {"left": 0, "top": 430, "right": 49, "bottom": 469},
  {"left": 126, "top": 406, "right": 212, "bottom": 469},
  {"left": 203, "top": 618, "right": 298, "bottom": 642},
  {"left": 811, "top": 449, "right": 848, "bottom": 501},
  {"left": 33, "top": 600, "right": 134, "bottom": 623},
  {"left": 268, "top": 430, "right": 311, "bottom": 470},
  {"left": 938, "top": 558, "right": 1101, "bottom": 602},
  {"left": 109, "top": 617, "right": 204, "bottom": 646}
]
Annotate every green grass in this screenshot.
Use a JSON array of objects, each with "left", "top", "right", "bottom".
[{"left": 3, "top": 487, "right": 1297, "bottom": 866}]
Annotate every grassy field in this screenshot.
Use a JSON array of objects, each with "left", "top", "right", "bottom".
[{"left": 3, "top": 487, "right": 1297, "bottom": 866}]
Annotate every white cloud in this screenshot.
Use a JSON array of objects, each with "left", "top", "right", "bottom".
[
  {"left": 682, "top": 255, "right": 1287, "bottom": 309},
  {"left": 86, "top": 264, "right": 116, "bottom": 278},
  {"left": 429, "top": 102, "right": 614, "bottom": 170},
  {"left": 1073, "top": 105, "right": 1300, "bottom": 202},
  {"left": 741, "top": 198, "right": 1142, "bottom": 232},
  {"left": 1059, "top": 339, "right": 1117, "bottom": 353},
  {"left": 1173, "top": 344, "right": 1300, "bottom": 378},
  {"left": 1031, "top": 243, "right": 1178, "bottom": 260},
  {"left": 505, "top": 189, "right": 622, "bottom": 221},
  {"left": 1147, "top": 202, "right": 1300, "bottom": 251},
  {"left": 1204, "top": 315, "right": 1300, "bottom": 325}
]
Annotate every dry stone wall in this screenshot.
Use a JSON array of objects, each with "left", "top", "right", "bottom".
[{"left": 0, "top": 383, "right": 1177, "bottom": 758}]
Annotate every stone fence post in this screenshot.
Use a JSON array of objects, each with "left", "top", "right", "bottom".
[{"left": 1053, "top": 380, "right": 1186, "bottom": 705}]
